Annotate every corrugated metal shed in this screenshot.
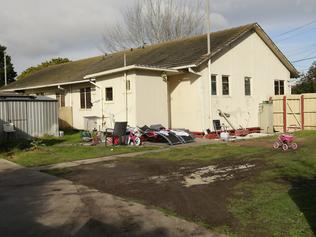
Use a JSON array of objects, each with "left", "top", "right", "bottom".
[{"left": 0, "top": 93, "right": 59, "bottom": 142}]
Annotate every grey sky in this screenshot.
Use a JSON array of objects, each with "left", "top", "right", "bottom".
[{"left": 1, "top": 0, "right": 316, "bottom": 74}]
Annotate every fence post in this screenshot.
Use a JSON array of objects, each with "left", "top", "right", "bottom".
[
  {"left": 301, "top": 95, "right": 305, "bottom": 131},
  {"left": 283, "top": 96, "right": 287, "bottom": 133}
]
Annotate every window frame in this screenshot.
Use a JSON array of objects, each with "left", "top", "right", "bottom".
[
  {"left": 274, "top": 80, "right": 285, "bottom": 95},
  {"left": 211, "top": 75, "right": 217, "bottom": 96},
  {"left": 105, "top": 87, "right": 113, "bottom": 102},
  {"left": 222, "top": 75, "right": 230, "bottom": 96},
  {"left": 244, "top": 77, "right": 251, "bottom": 96},
  {"left": 126, "top": 80, "right": 131, "bottom": 92},
  {"left": 80, "top": 87, "right": 92, "bottom": 109},
  {"left": 56, "top": 92, "right": 65, "bottom": 107}
]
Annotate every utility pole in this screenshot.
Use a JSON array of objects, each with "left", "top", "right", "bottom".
[
  {"left": 207, "top": 0, "right": 211, "bottom": 55},
  {"left": 207, "top": 0, "right": 212, "bottom": 131},
  {"left": 124, "top": 53, "right": 128, "bottom": 122},
  {"left": 4, "top": 51, "right": 7, "bottom": 86}
]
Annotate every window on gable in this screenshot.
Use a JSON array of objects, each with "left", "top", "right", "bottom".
[
  {"left": 274, "top": 80, "right": 285, "bottom": 95},
  {"left": 105, "top": 87, "right": 113, "bottom": 101},
  {"left": 56, "top": 93, "right": 65, "bottom": 107},
  {"left": 80, "top": 87, "right": 92, "bottom": 109},
  {"left": 244, "top": 77, "right": 251, "bottom": 96},
  {"left": 222, "top": 76, "right": 229, "bottom": 95},
  {"left": 211, "top": 75, "right": 217, "bottom": 95}
]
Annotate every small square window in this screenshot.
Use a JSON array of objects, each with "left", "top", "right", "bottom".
[
  {"left": 106, "top": 87, "right": 113, "bottom": 101},
  {"left": 222, "top": 76, "right": 229, "bottom": 95},
  {"left": 211, "top": 75, "right": 217, "bottom": 95},
  {"left": 274, "top": 80, "right": 285, "bottom": 95}
]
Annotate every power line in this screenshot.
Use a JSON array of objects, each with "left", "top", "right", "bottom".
[
  {"left": 292, "top": 56, "right": 316, "bottom": 63},
  {"left": 275, "top": 19, "right": 316, "bottom": 38},
  {"left": 276, "top": 26, "right": 316, "bottom": 42}
]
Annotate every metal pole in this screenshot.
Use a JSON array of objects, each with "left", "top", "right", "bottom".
[
  {"left": 4, "top": 51, "right": 7, "bottom": 86},
  {"left": 124, "top": 53, "right": 128, "bottom": 122},
  {"left": 206, "top": 0, "right": 212, "bottom": 130},
  {"left": 207, "top": 0, "right": 211, "bottom": 55}
]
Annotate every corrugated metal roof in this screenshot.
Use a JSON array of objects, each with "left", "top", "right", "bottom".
[{"left": 0, "top": 93, "right": 56, "bottom": 101}]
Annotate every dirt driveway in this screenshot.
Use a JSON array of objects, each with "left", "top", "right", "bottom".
[{"left": 57, "top": 156, "right": 265, "bottom": 230}]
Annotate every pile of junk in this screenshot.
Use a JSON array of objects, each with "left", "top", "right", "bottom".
[
  {"left": 193, "top": 109, "right": 261, "bottom": 141},
  {"left": 80, "top": 122, "right": 195, "bottom": 146}
]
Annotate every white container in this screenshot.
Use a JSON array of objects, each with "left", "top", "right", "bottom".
[
  {"left": 3, "top": 123, "right": 15, "bottom": 133},
  {"left": 59, "top": 131, "right": 64, "bottom": 137},
  {"left": 220, "top": 132, "right": 230, "bottom": 141}
]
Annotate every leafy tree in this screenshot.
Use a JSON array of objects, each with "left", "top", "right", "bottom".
[
  {"left": 292, "top": 62, "right": 316, "bottom": 94},
  {"left": 0, "top": 45, "right": 17, "bottom": 86},
  {"left": 102, "top": 0, "right": 205, "bottom": 52},
  {"left": 17, "top": 57, "right": 71, "bottom": 80}
]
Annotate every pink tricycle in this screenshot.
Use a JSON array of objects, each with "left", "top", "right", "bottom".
[{"left": 273, "top": 134, "right": 298, "bottom": 151}]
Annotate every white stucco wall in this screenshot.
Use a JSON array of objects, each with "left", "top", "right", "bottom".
[
  {"left": 169, "top": 32, "right": 291, "bottom": 131},
  {"left": 25, "top": 73, "right": 137, "bottom": 130},
  {"left": 168, "top": 73, "right": 207, "bottom": 131},
  {"left": 134, "top": 71, "right": 169, "bottom": 127},
  {"left": 208, "top": 32, "right": 291, "bottom": 130}
]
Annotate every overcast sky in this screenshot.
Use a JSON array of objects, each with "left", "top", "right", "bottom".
[{"left": 1, "top": 0, "right": 316, "bottom": 74}]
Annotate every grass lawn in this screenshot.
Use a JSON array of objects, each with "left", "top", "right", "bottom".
[
  {"left": 0, "top": 131, "right": 156, "bottom": 167},
  {"left": 130, "top": 131, "right": 316, "bottom": 237}
]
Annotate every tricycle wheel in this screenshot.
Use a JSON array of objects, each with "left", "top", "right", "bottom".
[
  {"left": 291, "top": 143, "right": 298, "bottom": 150},
  {"left": 282, "top": 144, "right": 289, "bottom": 151},
  {"left": 273, "top": 141, "right": 280, "bottom": 149}
]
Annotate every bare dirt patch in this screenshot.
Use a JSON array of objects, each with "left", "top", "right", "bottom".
[{"left": 56, "top": 157, "right": 265, "bottom": 229}]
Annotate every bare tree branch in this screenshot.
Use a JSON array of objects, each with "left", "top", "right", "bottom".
[{"left": 102, "top": 0, "right": 205, "bottom": 53}]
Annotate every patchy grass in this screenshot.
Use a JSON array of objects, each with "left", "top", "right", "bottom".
[
  {"left": 0, "top": 131, "right": 156, "bottom": 167},
  {"left": 120, "top": 131, "right": 316, "bottom": 237},
  {"left": 226, "top": 130, "right": 316, "bottom": 237},
  {"left": 133, "top": 142, "right": 268, "bottom": 162}
]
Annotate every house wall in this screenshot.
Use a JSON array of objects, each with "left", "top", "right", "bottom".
[
  {"left": 25, "top": 73, "right": 137, "bottom": 130},
  {"left": 207, "top": 32, "right": 291, "bottom": 130},
  {"left": 169, "top": 32, "right": 291, "bottom": 132},
  {"left": 134, "top": 71, "right": 169, "bottom": 127},
  {"left": 24, "top": 70, "right": 168, "bottom": 130},
  {"left": 168, "top": 73, "right": 206, "bottom": 131}
]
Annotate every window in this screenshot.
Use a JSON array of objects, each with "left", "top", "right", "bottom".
[
  {"left": 56, "top": 93, "right": 65, "bottom": 107},
  {"left": 274, "top": 80, "right": 285, "bottom": 95},
  {"left": 80, "top": 87, "right": 92, "bottom": 109},
  {"left": 222, "top": 76, "right": 229, "bottom": 95},
  {"left": 105, "top": 87, "right": 113, "bottom": 101},
  {"left": 244, "top": 77, "right": 251, "bottom": 96},
  {"left": 126, "top": 80, "right": 131, "bottom": 91},
  {"left": 211, "top": 75, "right": 217, "bottom": 95}
]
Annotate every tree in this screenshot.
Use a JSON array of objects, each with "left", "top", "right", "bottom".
[
  {"left": 292, "top": 62, "right": 316, "bottom": 94},
  {"left": 0, "top": 45, "right": 17, "bottom": 87},
  {"left": 17, "top": 57, "right": 71, "bottom": 80},
  {"left": 102, "top": 0, "right": 205, "bottom": 52}
]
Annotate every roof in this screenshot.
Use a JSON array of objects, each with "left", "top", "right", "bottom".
[
  {"left": 1, "top": 23, "right": 298, "bottom": 91},
  {"left": 0, "top": 92, "right": 56, "bottom": 101}
]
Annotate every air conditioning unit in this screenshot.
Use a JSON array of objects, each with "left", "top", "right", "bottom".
[{"left": 3, "top": 123, "right": 15, "bottom": 133}]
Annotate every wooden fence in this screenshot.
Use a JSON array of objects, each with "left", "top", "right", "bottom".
[{"left": 273, "top": 93, "right": 316, "bottom": 132}]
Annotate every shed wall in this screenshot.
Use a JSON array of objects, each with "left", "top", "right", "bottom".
[{"left": 0, "top": 99, "right": 58, "bottom": 142}]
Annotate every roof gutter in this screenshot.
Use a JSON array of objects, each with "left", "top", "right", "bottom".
[
  {"left": 84, "top": 65, "right": 179, "bottom": 79},
  {"left": 0, "top": 79, "right": 92, "bottom": 92},
  {"left": 171, "top": 64, "right": 197, "bottom": 70}
]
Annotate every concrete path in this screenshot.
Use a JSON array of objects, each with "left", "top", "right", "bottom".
[
  {"left": 0, "top": 159, "right": 225, "bottom": 237},
  {"left": 34, "top": 138, "right": 219, "bottom": 171}
]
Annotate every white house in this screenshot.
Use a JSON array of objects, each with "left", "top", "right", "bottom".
[{"left": 1, "top": 23, "right": 298, "bottom": 132}]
